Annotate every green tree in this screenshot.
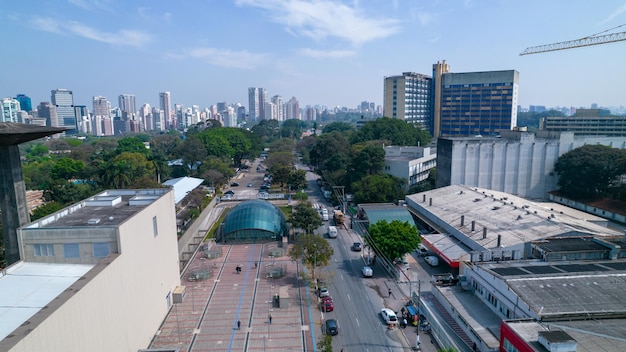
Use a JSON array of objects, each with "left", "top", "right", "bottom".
[
  {"left": 316, "top": 335, "right": 333, "bottom": 352},
  {"left": 288, "top": 169, "right": 308, "bottom": 191},
  {"left": 265, "top": 151, "right": 294, "bottom": 170},
  {"left": 30, "top": 202, "right": 64, "bottom": 220},
  {"left": 349, "top": 143, "right": 385, "bottom": 182},
  {"left": 367, "top": 220, "right": 420, "bottom": 263},
  {"left": 50, "top": 157, "right": 85, "bottom": 180},
  {"left": 269, "top": 164, "right": 292, "bottom": 189},
  {"left": 150, "top": 134, "right": 181, "bottom": 157},
  {"left": 309, "top": 131, "right": 352, "bottom": 185},
  {"left": 288, "top": 233, "right": 333, "bottom": 279},
  {"left": 352, "top": 174, "right": 406, "bottom": 203},
  {"left": 288, "top": 202, "right": 323, "bottom": 234},
  {"left": 322, "top": 121, "right": 355, "bottom": 135},
  {"left": 251, "top": 119, "right": 281, "bottom": 142},
  {"left": 269, "top": 138, "right": 296, "bottom": 153},
  {"left": 174, "top": 137, "right": 207, "bottom": 176},
  {"left": 554, "top": 145, "right": 626, "bottom": 198},
  {"left": 352, "top": 117, "right": 430, "bottom": 146},
  {"left": 116, "top": 137, "right": 148, "bottom": 155},
  {"left": 280, "top": 119, "right": 305, "bottom": 139}
]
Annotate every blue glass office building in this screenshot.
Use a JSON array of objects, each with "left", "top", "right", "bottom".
[
  {"left": 438, "top": 70, "right": 519, "bottom": 137},
  {"left": 218, "top": 200, "right": 288, "bottom": 243}
]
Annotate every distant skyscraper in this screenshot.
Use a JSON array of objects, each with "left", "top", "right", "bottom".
[
  {"left": 1, "top": 98, "right": 21, "bottom": 123},
  {"left": 248, "top": 87, "right": 260, "bottom": 121},
  {"left": 383, "top": 72, "right": 432, "bottom": 129},
  {"left": 74, "top": 105, "right": 90, "bottom": 134},
  {"left": 51, "top": 89, "right": 77, "bottom": 133},
  {"left": 271, "top": 95, "right": 283, "bottom": 121},
  {"left": 159, "top": 92, "right": 171, "bottom": 130},
  {"left": 15, "top": 94, "right": 32, "bottom": 112},
  {"left": 284, "top": 97, "right": 300, "bottom": 120},
  {"left": 37, "top": 102, "right": 57, "bottom": 127},
  {"left": 92, "top": 96, "right": 110, "bottom": 118},
  {"left": 118, "top": 94, "right": 136, "bottom": 119}
]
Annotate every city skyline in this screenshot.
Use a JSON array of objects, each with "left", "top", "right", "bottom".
[{"left": 2, "top": 1, "right": 626, "bottom": 111}]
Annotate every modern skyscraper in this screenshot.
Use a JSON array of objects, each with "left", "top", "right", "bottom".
[
  {"left": 271, "top": 95, "right": 283, "bottom": 121},
  {"left": 118, "top": 94, "right": 136, "bottom": 120},
  {"left": 51, "top": 89, "right": 77, "bottom": 133},
  {"left": 431, "top": 60, "right": 450, "bottom": 138},
  {"left": 383, "top": 72, "right": 432, "bottom": 129},
  {"left": 74, "top": 105, "right": 90, "bottom": 134},
  {"left": 437, "top": 69, "right": 519, "bottom": 137},
  {"left": 248, "top": 87, "right": 260, "bottom": 121},
  {"left": 159, "top": 92, "right": 171, "bottom": 131},
  {"left": 15, "top": 94, "right": 32, "bottom": 112}
]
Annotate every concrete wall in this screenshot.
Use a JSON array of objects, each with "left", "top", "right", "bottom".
[
  {"left": 9, "top": 191, "right": 180, "bottom": 352},
  {"left": 436, "top": 132, "right": 626, "bottom": 200}
]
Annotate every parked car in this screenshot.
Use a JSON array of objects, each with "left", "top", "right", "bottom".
[
  {"left": 418, "top": 244, "right": 429, "bottom": 257},
  {"left": 351, "top": 242, "right": 362, "bottom": 251},
  {"left": 361, "top": 266, "right": 373, "bottom": 277},
  {"left": 247, "top": 182, "right": 253, "bottom": 187},
  {"left": 230, "top": 182, "right": 239, "bottom": 187},
  {"left": 224, "top": 190, "right": 235, "bottom": 196},
  {"left": 325, "top": 319, "right": 338, "bottom": 335},
  {"left": 425, "top": 256, "right": 439, "bottom": 267},
  {"left": 380, "top": 308, "right": 398, "bottom": 325},
  {"left": 321, "top": 296, "right": 334, "bottom": 312},
  {"left": 318, "top": 287, "right": 330, "bottom": 298}
]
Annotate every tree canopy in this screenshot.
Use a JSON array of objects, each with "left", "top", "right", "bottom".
[
  {"left": 555, "top": 145, "right": 626, "bottom": 198},
  {"left": 352, "top": 117, "right": 431, "bottom": 146},
  {"left": 367, "top": 220, "right": 420, "bottom": 263},
  {"left": 288, "top": 202, "right": 323, "bottom": 234},
  {"left": 288, "top": 233, "right": 333, "bottom": 279}
]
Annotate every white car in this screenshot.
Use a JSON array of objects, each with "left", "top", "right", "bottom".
[
  {"left": 425, "top": 255, "right": 439, "bottom": 267},
  {"left": 318, "top": 287, "right": 330, "bottom": 298},
  {"left": 361, "top": 266, "right": 373, "bottom": 277},
  {"left": 380, "top": 308, "right": 398, "bottom": 325}
]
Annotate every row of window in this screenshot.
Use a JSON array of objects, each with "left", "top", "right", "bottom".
[{"left": 34, "top": 242, "right": 111, "bottom": 258}]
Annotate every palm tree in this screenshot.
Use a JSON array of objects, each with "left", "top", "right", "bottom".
[{"left": 149, "top": 152, "right": 169, "bottom": 184}]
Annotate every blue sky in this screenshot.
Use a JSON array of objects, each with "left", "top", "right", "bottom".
[{"left": 2, "top": 0, "right": 626, "bottom": 111}]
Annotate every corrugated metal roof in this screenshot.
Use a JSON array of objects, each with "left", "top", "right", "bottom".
[{"left": 163, "top": 176, "right": 204, "bottom": 204}]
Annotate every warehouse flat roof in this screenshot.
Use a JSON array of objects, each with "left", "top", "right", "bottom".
[
  {"left": 478, "top": 260, "right": 626, "bottom": 320},
  {"left": 406, "top": 185, "right": 620, "bottom": 251},
  {"left": 0, "top": 262, "right": 94, "bottom": 341}
]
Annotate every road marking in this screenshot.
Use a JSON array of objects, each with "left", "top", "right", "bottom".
[
  {"left": 356, "top": 318, "right": 360, "bottom": 327},
  {"left": 347, "top": 293, "right": 351, "bottom": 301}
]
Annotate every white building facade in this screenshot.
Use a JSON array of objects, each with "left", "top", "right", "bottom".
[{"left": 1, "top": 189, "right": 181, "bottom": 352}]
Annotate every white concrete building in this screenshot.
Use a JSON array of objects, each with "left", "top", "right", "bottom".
[
  {"left": 1, "top": 189, "right": 181, "bottom": 352},
  {"left": 436, "top": 131, "right": 626, "bottom": 200},
  {"left": 384, "top": 146, "right": 436, "bottom": 189}
]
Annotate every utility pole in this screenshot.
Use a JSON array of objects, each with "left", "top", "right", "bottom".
[{"left": 332, "top": 185, "right": 345, "bottom": 212}]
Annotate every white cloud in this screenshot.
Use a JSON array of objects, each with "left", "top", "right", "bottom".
[
  {"left": 30, "top": 17, "right": 151, "bottom": 47},
  {"left": 298, "top": 48, "right": 355, "bottom": 58},
  {"left": 599, "top": 2, "right": 626, "bottom": 25},
  {"left": 67, "top": 0, "right": 114, "bottom": 13},
  {"left": 178, "top": 47, "right": 271, "bottom": 69},
  {"left": 235, "top": 0, "right": 401, "bottom": 46},
  {"left": 416, "top": 11, "right": 435, "bottom": 26}
]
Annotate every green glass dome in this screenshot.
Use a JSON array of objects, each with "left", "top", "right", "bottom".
[{"left": 219, "top": 200, "right": 288, "bottom": 242}]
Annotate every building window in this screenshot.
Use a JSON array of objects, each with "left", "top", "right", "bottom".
[
  {"left": 153, "top": 216, "right": 158, "bottom": 237},
  {"left": 34, "top": 244, "right": 54, "bottom": 257},
  {"left": 93, "top": 242, "right": 110, "bottom": 258},
  {"left": 64, "top": 243, "right": 80, "bottom": 258}
]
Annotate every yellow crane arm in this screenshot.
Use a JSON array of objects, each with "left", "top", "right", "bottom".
[{"left": 520, "top": 31, "right": 626, "bottom": 55}]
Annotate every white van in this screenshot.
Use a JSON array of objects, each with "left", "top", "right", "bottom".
[
  {"left": 327, "top": 226, "right": 337, "bottom": 238},
  {"left": 322, "top": 211, "right": 329, "bottom": 221}
]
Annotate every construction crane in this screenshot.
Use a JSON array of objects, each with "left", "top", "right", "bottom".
[{"left": 520, "top": 24, "right": 626, "bottom": 55}]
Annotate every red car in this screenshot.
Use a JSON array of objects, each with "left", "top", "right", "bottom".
[{"left": 321, "top": 296, "right": 334, "bottom": 312}]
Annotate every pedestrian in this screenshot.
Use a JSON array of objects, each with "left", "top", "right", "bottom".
[
  {"left": 388, "top": 288, "right": 392, "bottom": 297},
  {"left": 269, "top": 314, "right": 272, "bottom": 324},
  {"left": 403, "top": 318, "right": 408, "bottom": 329},
  {"left": 254, "top": 261, "right": 258, "bottom": 268},
  {"left": 237, "top": 320, "right": 241, "bottom": 330}
]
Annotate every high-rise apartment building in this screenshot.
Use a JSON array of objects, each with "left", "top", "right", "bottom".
[
  {"left": 248, "top": 87, "right": 260, "bottom": 121},
  {"left": 437, "top": 69, "right": 518, "bottom": 137},
  {"left": 118, "top": 94, "right": 136, "bottom": 119},
  {"left": 383, "top": 72, "right": 432, "bottom": 129},
  {"left": 74, "top": 105, "right": 90, "bottom": 134},
  {"left": 15, "top": 94, "right": 32, "bottom": 112},
  {"left": 2, "top": 98, "right": 21, "bottom": 123},
  {"left": 284, "top": 97, "right": 300, "bottom": 120},
  {"left": 159, "top": 92, "right": 171, "bottom": 131},
  {"left": 271, "top": 95, "right": 283, "bottom": 121},
  {"left": 51, "top": 89, "right": 77, "bottom": 133},
  {"left": 92, "top": 96, "right": 110, "bottom": 118}
]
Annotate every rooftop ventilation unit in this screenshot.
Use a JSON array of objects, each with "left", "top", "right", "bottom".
[{"left": 87, "top": 218, "right": 101, "bottom": 225}]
